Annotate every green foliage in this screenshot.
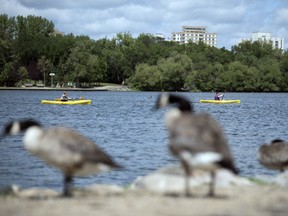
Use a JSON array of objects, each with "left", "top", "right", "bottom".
[
  {"left": 129, "top": 52, "right": 192, "bottom": 91},
  {"left": 257, "top": 58, "right": 282, "bottom": 91},
  {"left": 128, "top": 63, "right": 162, "bottom": 91},
  {"left": 279, "top": 53, "right": 288, "bottom": 91},
  {"left": 0, "top": 14, "right": 288, "bottom": 92},
  {"left": 0, "top": 61, "right": 18, "bottom": 86},
  {"left": 0, "top": 62, "right": 10, "bottom": 86},
  {"left": 18, "top": 66, "right": 28, "bottom": 79},
  {"left": 158, "top": 52, "right": 192, "bottom": 91}
]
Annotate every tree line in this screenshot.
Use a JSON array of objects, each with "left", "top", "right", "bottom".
[{"left": 1, "top": 14, "right": 288, "bottom": 91}]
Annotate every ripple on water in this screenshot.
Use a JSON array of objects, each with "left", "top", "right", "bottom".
[{"left": 0, "top": 91, "right": 287, "bottom": 189}]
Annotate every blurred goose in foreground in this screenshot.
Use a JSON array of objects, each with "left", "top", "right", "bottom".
[
  {"left": 154, "top": 93, "right": 238, "bottom": 197},
  {"left": 1, "top": 119, "right": 121, "bottom": 197},
  {"left": 258, "top": 139, "right": 288, "bottom": 172}
]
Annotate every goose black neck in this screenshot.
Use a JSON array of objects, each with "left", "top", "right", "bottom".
[
  {"left": 20, "top": 119, "right": 42, "bottom": 131},
  {"left": 169, "top": 94, "right": 193, "bottom": 112},
  {"left": 271, "top": 139, "right": 284, "bottom": 143}
]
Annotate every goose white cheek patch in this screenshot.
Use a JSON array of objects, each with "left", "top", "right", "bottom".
[{"left": 10, "top": 122, "right": 20, "bottom": 135}]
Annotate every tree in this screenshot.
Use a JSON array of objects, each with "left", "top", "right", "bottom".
[
  {"left": 221, "top": 61, "right": 248, "bottom": 91},
  {"left": 159, "top": 52, "right": 192, "bottom": 91},
  {"left": 0, "top": 14, "right": 16, "bottom": 69},
  {"left": 37, "top": 56, "right": 53, "bottom": 86},
  {"left": 0, "top": 61, "right": 19, "bottom": 86},
  {"left": 257, "top": 58, "right": 282, "bottom": 91},
  {"left": 128, "top": 63, "right": 162, "bottom": 91},
  {"left": 87, "top": 55, "right": 106, "bottom": 85},
  {"left": 129, "top": 52, "right": 193, "bottom": 91},
  {"left": 14, "top": 15, "right": 54, "bottom": 80},
  {"left": 104, "top": 33, "right": 135, "bottom": 84},
  {"left": 62, "top": 37, "right": 92, "bottom": 86},
  {"left": 279, "top": 52, "right": 288, "bottom": 91},
  {"left": 0, "top": 62, "right": 10, "bottom": 86}
]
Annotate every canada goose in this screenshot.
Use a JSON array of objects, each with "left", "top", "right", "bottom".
[
  {"left": 1, "top": 119, "right": 121, "bottom": 197},
  {"left": 258, "top": 139, "right": 288, "bottom": 172},
  {"left": 154, "top": 93, "right": 238, "bottom": 197}
]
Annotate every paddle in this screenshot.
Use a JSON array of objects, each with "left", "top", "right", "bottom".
[
  {"left": 55, "top": 97, "right": 85, "bottom": 101},
  {"left": 222, "top": 92, "right": 225, "bottom": 100}
]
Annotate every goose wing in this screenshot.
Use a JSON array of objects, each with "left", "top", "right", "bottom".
[
  {"left": 169, "top": 113, "right": 227, "bottom": 153},
  {"left": 258, "top": 141, "right": 288, "bottom": 168},
  {"left": 169, "top": 113, "right": 237, "bottom": 173},
  {"left": 39, "top": 127, "right": 120, "bottom": 168}
]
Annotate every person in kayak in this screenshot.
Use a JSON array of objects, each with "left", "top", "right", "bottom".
[
  {"left": 214, "top": 92, "right": 223, "bottom": 100},
  {"left": 61, "top": 92, "right": 68, "bottom": 101}
]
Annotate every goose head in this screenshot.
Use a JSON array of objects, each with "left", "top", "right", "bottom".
[{"left": 2, "top": 119, "right": 42, "bottom": 136}]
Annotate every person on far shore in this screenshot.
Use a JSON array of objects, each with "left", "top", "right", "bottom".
[
  {"left": 214, "top": 92, "right": 224, "bottom": 100},
  {"left": 61, "top": 92, "right": 68, "bottom": 101}
]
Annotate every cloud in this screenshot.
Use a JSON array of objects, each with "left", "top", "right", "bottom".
[
  {"left": 0, "top": 0, "right": 287, "bottom": 50},
  {"left": 18, "top": 0, "right": 129, "bottom": 10},
  {"left": 275, "top": 8, "right": 288, "bottom": 25}
]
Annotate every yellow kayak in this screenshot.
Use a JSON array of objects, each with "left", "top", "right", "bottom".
[
  {"left": 41, "top": 99, "right": 92, "bottom": 105},
  {"left": 200, "top": 100, "right": 241, "bottom": 104}
]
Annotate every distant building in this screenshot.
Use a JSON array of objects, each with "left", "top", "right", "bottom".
[
  {"left": 51, "top": 29, "right": 65, "bottom": 36},
  {"left": 154, "top": 33, "right": 165, "bottom": 40},
  {"left": 172, "top": 26, "right": 217, "bottom": 47},
  {"left": 153, "top": 33, "right": 165, "bottom": 42},
  {"left": 242, "top": 32, "right": 284, "bottom": 50}
]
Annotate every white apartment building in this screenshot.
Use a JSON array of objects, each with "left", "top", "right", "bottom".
[
  {"left": 172, "top": 26, "right": 217, "bottom": 47},
  {"left": 243, "top": 32, "right": 285, "bottom": 50}
]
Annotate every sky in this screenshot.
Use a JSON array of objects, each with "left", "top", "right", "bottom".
[{"left": 1, "top": 0, "right": 287, "bottom": 50}]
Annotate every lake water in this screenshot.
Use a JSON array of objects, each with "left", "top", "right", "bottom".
[{"left": 0, "top": 90, "right": 287, "bottom": 191}]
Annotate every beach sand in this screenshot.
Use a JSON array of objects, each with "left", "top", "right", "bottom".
[{"left": 1, "top": 183, "right": 288, "bottom": 216}]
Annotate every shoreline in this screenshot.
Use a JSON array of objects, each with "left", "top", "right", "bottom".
[
  {"left": 1, "top": 182, "right": 288, "bottom": 216},
  {"left": 0, "top": 85, "right": 132, "bottom": 91},
  {"left": 1, "top": 87, "right": 288, "bottom": 93},
  {"left": 1, "top": 166, "right": 288, "bottom": 216}
]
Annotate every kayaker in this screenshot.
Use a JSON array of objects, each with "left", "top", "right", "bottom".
[
  {"left": 61, "top": 92, "right": 68, "bottom": 101},
  {"left": 214, "top": 92, "right": 223, "bottom": 100}
]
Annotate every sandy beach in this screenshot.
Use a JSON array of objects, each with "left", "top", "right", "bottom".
[
  {"left": 1, "top": 165, "right": 288, "bottom": 216},
  {"left": 1, "top": 184, "right": 288, "bottom": 216}
]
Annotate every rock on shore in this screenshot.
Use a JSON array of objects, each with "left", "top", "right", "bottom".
[{"left": 131, "top": 164, "right": 254, "bottom": 194}]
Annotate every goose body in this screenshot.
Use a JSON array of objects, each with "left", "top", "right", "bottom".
[
  {"left": 155, "top": 93, "right": 238, "bottom": 197},
  {"left": 169, "top": 113, "right": 237, "bottom": 172},
  {"left": 2, "top": 119, "right": 121, "bottom": 196},
  {"left": 258, "top": 139, "right": 288, "bottom": 172}
]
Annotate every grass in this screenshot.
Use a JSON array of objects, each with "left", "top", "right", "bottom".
[{"left": 247, "top": 177, "right": 269, "bottom": 185}]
